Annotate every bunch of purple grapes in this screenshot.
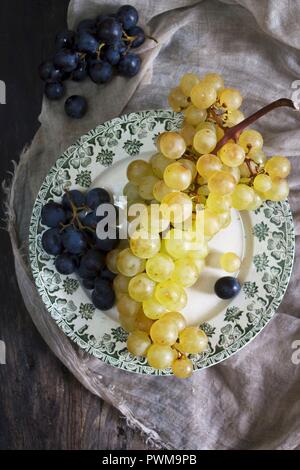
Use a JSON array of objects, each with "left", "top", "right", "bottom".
[
  {"left": 39, "top": 5, "right": 145, "bottom": 118},
  {"left": 41, "top": 188, "right": 118, "bottom": 310}
]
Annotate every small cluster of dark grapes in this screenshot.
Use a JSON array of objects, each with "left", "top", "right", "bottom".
[
  {"left": 39, "top": 5, "right": 145, "bottom": 119},
  {"left": 41, "top": 188, "right": 118, "bottom": 310}
]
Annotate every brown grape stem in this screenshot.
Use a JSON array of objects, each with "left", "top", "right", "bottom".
[{"left": 213, "top": 98, "right": 296, "bottom": 153}]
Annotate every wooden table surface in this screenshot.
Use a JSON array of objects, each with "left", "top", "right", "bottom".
[{"left": 0, "top": 0, "right": 147, "bottom": 450}]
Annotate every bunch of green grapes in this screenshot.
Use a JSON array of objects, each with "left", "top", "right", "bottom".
[{"left": 108, "top": 71, "right": 292, "bottom": 378}]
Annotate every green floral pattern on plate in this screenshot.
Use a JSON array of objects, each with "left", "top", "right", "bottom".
[{"left": 29, "top": 110, "right": 295, "bottom": 375}]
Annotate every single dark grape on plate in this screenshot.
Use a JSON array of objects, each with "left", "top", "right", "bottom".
[
  {"left": 214, "top": 276, "right": 241, "bottom": 299},
  {"left": 62, "top": 226, "right": 87, "bottom": 254},
  {"left": 89, "top": 60, "right": 113, "bottom": 84},
  {"left": 92, "top": 280, "right": 115, "bottom": 310},
  {"left": 86, "top": 188, "right": 111, "bottom": 209},
  {"left": 53, "top": 49, "right": 79, "bottom": 73},
  {"left": 127, "top": 26, "right": 145, "bottom": 48},
  {"left": 45, "top": 82, "right": 65, "bottom": 100},
  {"left": 76, "top": 31, "right": 100, "bottom": 55},
  {"left": 118, "top": 53, "right": 141, "bottom": 77},
  {"left": 55, "top": 253, "right": 77, "bottom": 275},
  {"left": 55, "top": 30, "right": 76, "bottom": 50},
  {"left": 72, "top": 59, "right": 88, "bottom": 81},
  {"left": 41, "top": 201, "right": 66, "bottom": 227},
  {"left": 116, "top": 5, "right": 138, "bottom": 30},
  {"left": 77, "top": 18, "right": 97, "bottom": 34},
  {"left": 97, "top": 18, "right": 123, "bottom": 44},
  {"left": 62, "top": 189, "right": 86, "bottom": 210},
  {"left": 42, "top": 228, "right": 63, "bottom": 256},
  {"left": 65, "top": 95, "right": 88, "bottom": 119}
]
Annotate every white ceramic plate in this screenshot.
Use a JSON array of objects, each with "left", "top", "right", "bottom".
[{"left": 29, "top": 110, "right": 295, "bottom": 375}]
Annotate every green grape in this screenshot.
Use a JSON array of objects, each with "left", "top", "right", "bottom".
[
  {"left": 238, "top": 129, "right": 263, "bottom": 153},
  {"left": 150, "top": 152, "right": 171, "bottom": 178},
  {"left": 248, "top": 149, "right": 266, "bottom": 165},
  {"left": 184, "top": 105, "right": 207, "bottom": 126},
  {"left": 168, "top": 86, "right": 189, "bottom": 111},
  {"left": 253, "top": 174, "right": 272, "bottom": 192},
  {"left": 265, "top": 156, "right": 291, "bottom": 178},
  {"left": 135, "top": 309, "right": 154, "bottom": 333},
  {"left": 220, "top": 252, "right": 241, "bottom": 272},
  {"left": 106, "top": 248, "right": 121, "bottom": 274},
  {"left": 231, "top": 184, "right": 255, "bottom": 210},
  {"left": 143, "top": 295, "right": 169, "bottom": 320},
  {"left": 138, "top": 175, "right": 160, "bottom": 200},
  {"left": 163, "top": 162, "right": 192, "bottom": 191},
  {"left": 127, "top": 330, "right": 152, "bottom": 357},
  {"left": 155, "top": 280, "right": 187, "bottom": 311},
  {"left": 172, "top": 356, "right": 193, "bottom": 378},
  {"left": 153, "top": 180, "right": 177, "bottom": 203},
  {"left": 127, "top": 160, "right": 152, "bottom": 186},
  {"left": 264, "top": 178, "right": 289, "bottom": 201},
  {"left": 219, "top": 88, "right": 243, "bottom": 110},
  {"left": 247, "top": 192, "right": 263, "bottom": 210},
  {"left": 171, "top": 258, "right": 199, "bottom": 287},
  {"left": 163, "top": 228, "right": 191, "bottom": 259},
  {"left": 179, "top": 158, "right": 197, "bottom": 181},
  {"left": 196, "top": 121, "right": 216, "bottom": 132},
  {"left": 123, "top": 182, "right": 140, "bottom": 202},
  {"left": 239, "top": 161, "right": 251, "bottom": 178},
  {"left": 224, "top": 109, "right": 244, "bottom": 127},
  {"left": 203, "top": 72, "right": 224, "bottom": 92},
  {"left": 119, "top": 312, "right": 138, "bottom": 332},
  {"left": 180, "top": 124, "right": 196, "bottom": 146},
  {"left": 185, "top": 245, "right": 208, "bottom": 271},
  {"left": 196, "top": 154, "right": 222, "bottom": 179},
  {"left": 117, "top": 293, "right": 141, "bottom": 318},
  {"left": 204, "top": 209, "right": 222, "bottom": 238},
  {"left": 178, "top": 327, "right": 208, "bottom": 354},
  {"left": 128, "top": 273, "right": 156, "bottom": 302},
  {"left": 130, "top": 230, "right": 161, "bottom": 259},
  {"left": 161, "top": 192, "right": 193, "bottom": 223},
  {"left": 222, "top": 164, "right": 241, "bottom": 183},
  {"left": 206, "top": 193, "right": 232, "bottom": 213},
  {"left": 180, "top": 72, "right": 200, "bottom": 96},
  {"left": 161, "top": 312, "right": 186, "bottom": 333},
  {"left": 208, "top": 171, "right": 236, "bottom": 195},
  {"left": 193, "top": 128, "right": 217, "bottom": 154},
  {"left": 190, "top": 81, "right": 217, "bottom": 109},
  {"left": 150, "top": 318, "right": 179, "bottom": 346},
  {"left": 219, "top": 142, "right": 245, "bottom": 167},
  {"left": 116, "top": 248, "right": 146, "bottom": 277},
  {"left": 218, "top": 210, "right": 231, "bottom": 228},
  {"left": 159, "top": 131, "right": 186, "bottom": 160},
  {"left": 140, "top": 205, "right": 169, "bottom": 233},
  {"left": 113, "top": 274, "right": 130, "bottom": 297},
  {"left": 216, "top": 125, "right": 225, "bottom": 141},
  {"left": 146, "top": 253, "right": 175, "bottom": 282},
  {"left": 147, "top": 343, "right": 175, "bottom": 369}
]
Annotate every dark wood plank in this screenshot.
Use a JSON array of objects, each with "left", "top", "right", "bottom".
[{"left": 0, "top": 0, "right": 148, "bottom": 450}]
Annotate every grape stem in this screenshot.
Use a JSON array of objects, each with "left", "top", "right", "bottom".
[{"left": 213, "top": 98, "right": 296, "bottom": 153}]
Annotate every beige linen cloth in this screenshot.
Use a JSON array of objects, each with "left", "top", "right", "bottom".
[{"left": 6, "top": 0, "right": 300, "bottom": 449}]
